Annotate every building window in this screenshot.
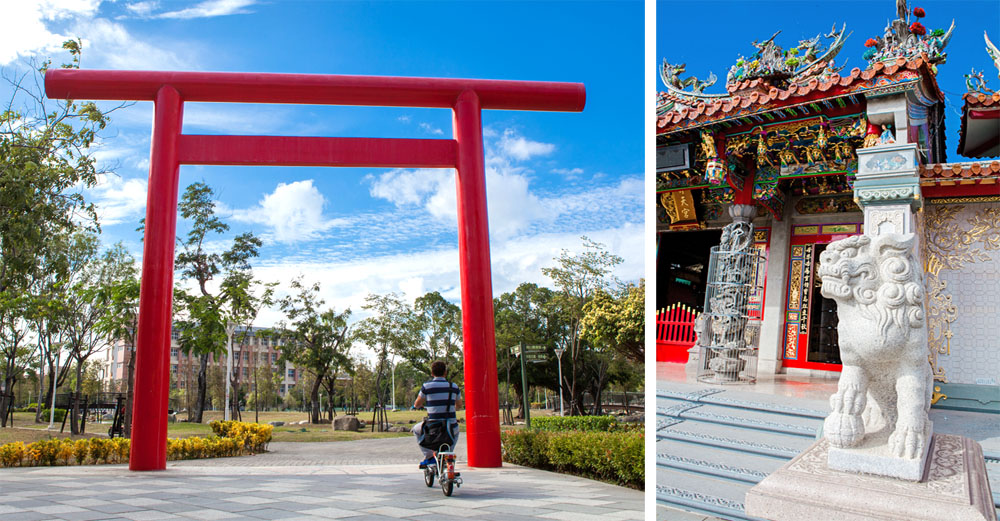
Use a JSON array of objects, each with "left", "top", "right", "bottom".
[
  {"left": 271, "top": 353, "right": 278, "bottom": 363},
  {"left": 287, "top": 369, "right": 295, "bottom": 379},
  {"left": 242, "top": 367, "right": 248, "bottom": 378}
]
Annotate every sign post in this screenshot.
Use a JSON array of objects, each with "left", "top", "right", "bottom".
[
  {"left": 518, "top": 342, "right": 530, "bottom": 428},
  {"left": 554, "top": 347, "right": 566, "bottom": 416}
]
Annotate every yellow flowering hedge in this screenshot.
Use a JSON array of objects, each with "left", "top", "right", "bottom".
[{"left": 0, "top": 421, "right": 273, "bottom": 468}]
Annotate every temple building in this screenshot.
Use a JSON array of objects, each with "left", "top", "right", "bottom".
[{"left": 655, "top": 4, "right": 998, "bottom": 517}]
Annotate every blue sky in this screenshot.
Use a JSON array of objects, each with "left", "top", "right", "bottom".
[
  {"left": 3, "top": 0, "right": 643, "bottom": 328},
  {"left": 657, "top": 0, "right": 1000, "bottom": 161}
]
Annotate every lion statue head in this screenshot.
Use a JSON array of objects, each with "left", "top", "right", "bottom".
[{"left": 818, "top": 233, "right": 925, "bottom": 341}]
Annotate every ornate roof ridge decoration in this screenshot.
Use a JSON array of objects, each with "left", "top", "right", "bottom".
[
  {"left": 987, "top": 31, "right": 1000, "bottom": 77},
  {"left": 726, "top": 25, "right": 852, "bottom": 91},
  {"left": 657, "top": 55, "right": 942, "bottom": 133},
  {"left": 862, "top": 1, "right": 954, "bottom": 70},
  {"left": 966, "top": 32, "right": 1000, "bottom": 95}
]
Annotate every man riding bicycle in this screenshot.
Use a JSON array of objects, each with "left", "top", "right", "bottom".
[{"left": 412, "top": 360, "right": 462, "bottom": 468}]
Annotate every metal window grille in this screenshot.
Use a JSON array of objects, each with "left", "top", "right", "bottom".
[{"left": 696, "top": 221, "right": 766, "bottom": 384}]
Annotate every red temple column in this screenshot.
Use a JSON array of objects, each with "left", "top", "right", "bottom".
[
  {"left": 130, "top": 85, "right": 183, "bottom": 471},
  {"left": 452, "top": 90, "right": 502, "bottom": 468}
]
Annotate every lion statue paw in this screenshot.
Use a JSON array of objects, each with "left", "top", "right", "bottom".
[{"left": 888, "top": 421, "right": 927, "bottom": 459}]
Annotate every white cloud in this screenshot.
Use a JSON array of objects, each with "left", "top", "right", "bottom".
[
  {"left": 552, "top": 167, "right": 584, "bottom": 177},
  {"left": 228, "top": 180, "right": 347, "bottom": 243},
  {"left": 89, "top": 174, "right": 148, "bottom": 226},
  {"left": 156, "top": 0, "right": 255, "bottom": 19},
  {"left": 367, "top": 168, "right": 452, "bottom": 207},
  {"left": 419, "top": 122, "right": 444, "bottom": 135},
  {"left": 74, "top": 17, "right": 192, "bottom": 70},
  {"left": 498, "top": 129, "right": 555, "bottom": 160},
  {"left": 246, "top": 223, "right": 644, "bottom": 329},
  {"left": 0, "top": 0, "right": 100, "bottom": 64},
  {"left": 124, "top": 1, "right": 159, "bottom": 17}
]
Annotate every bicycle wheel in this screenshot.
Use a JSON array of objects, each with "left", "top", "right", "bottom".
[
  {"left": 423, "top": 468, "right": 435, "bottom": 487},
  {"left": 440, "top": 476, "right": 453, "bottom": 496}
]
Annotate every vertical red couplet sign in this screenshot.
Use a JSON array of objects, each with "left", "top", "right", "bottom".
[{"left": 45, "top": 70, "right": 585, "bottom": 471}]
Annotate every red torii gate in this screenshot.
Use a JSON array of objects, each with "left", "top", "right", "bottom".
[{"left": 45, "top": 70, "right": 585, "bottom": 471}]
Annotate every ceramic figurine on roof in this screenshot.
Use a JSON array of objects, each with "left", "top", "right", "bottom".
[
  {"left": 985, "top": 31, "right": 1000, "bottom": 78},
  {"left": 726, "top": 25, "right": 850, "bottom": 90},
  {"left": 863, "top": 1, "right": 954, "bottom": 68}
]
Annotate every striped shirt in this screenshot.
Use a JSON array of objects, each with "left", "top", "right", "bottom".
[{"left": 419, "top": 377, "right": 461, "bottom": 420}]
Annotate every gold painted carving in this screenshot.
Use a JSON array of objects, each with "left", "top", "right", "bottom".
[
  {"left": 661, "top": 192, "right": 678, "bottom": 223},
  {"left": 928, "top": 195, "right": 1000, "bottom": 205},
  {"left": 922, "top": 204, "right": 1000, "bottom": 383},
  {"left": 789, "top": 259, "right": 803, "bottom": 310},
  {"left": 930, "top": 386, "right": 947, "bottom": 405},
  {"left": 794, "top": 226, "right": 819, "bottom": 236},
  {"left": 672, "top": 190, "right": 697, "bottom": 222},
  {"left": 821, "top": 224, "right": 858, "bottom": 234}
]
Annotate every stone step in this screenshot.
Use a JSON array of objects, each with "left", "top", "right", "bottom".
[
  {"left": 657, "top": 467, "right": 764, "bottom": 521},
  {"left": 656, "top": 387, "right": 828, "bottom": 420},
  {"left": 657, "top": 419, "right": 815, "bottom": 459},
  {"left": 658, "top": 401, "right": 821, "bottom": 438},
  {"left": 657, "top": 438, "right": 785, "bottom": 485}
]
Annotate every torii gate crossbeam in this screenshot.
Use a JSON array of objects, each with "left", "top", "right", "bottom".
[{"left": 45, "top": 69, "right": 585, "bottom": 471}]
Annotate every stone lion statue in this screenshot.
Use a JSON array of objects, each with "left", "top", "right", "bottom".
[{"left": 817, "top": 233, "right": 932, "bottom": 459}]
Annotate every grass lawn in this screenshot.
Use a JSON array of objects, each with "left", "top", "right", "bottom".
[
  {"left": 4, "top": 408, "right": 554, "bottom": 444},
  {"left": 0, "top": 428, "right": 94, "bottom": 445}
]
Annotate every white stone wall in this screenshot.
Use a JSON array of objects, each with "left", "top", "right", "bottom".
[{"left": 932, "top": 202, "right": 1000, "bottom": 386}]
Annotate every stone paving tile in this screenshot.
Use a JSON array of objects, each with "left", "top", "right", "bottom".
[
  {"left": 116, "top": 511, "right": 183, "bottom": 520},
  {"left": 0, "top": 512, "right": 51, "bottom": 521},
  {"left": 480, "top": 504, "right": 558, "bottom": 516},
  {"left": 171, "top": 509, "right": 243, "bottom": 520},
  {"left": 29, "top": 504, "right": 89, "bottom": 514},
  {"left": 56, "top": 510, "right": 119, "bottom": 521},
  {"left": 294, "top": 506, "right": 364, "bottom": 519},
  {"left": 240, "top": 507, "right": 319, "bottom": 519}
]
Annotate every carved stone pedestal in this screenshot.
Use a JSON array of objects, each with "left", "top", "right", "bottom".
[
  {"left": 827, "top": 422, "right": 934, "bottom": 481},
  {"left": 745, "top": 434, "right": 997, "bottom": 521}
]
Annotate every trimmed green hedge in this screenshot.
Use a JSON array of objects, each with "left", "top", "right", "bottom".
[
  {"left": 40, "top": 408, "right": 67, "bottom": 422},
  {"left": 532, "top": 415, "right": 642, "bottom": 432},
  {"left": 501, "top": 429, "right": 643, "bottom": 489}
]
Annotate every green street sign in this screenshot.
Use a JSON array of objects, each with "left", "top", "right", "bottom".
[
  {"left": 524, "top": 345, "right": 546, "bottom": 353},
  {"left": 524, "top": 353, "right": 547, "bottom": 362}
]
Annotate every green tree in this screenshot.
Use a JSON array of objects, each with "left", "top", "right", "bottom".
[
  {"left": 581, "top": 279, "right": 644, "bottom": 364},
  {"left": 355, "top": 293, "right": 421, "bottom": 430},
  {"left": 172, "top": 182, "right": 262, "bottom": 422},
  {"left": 540, "top": 237, "right": 622, "bottom": 415},
  {"left": 92, "top": 243, "right": 139, "bottom": 435},
  {"left": 1, "top": 41, "right": 121, "bottom": 422},
  {"left": 276, "top": 278, "right": 351, "bottom": 424},
  {"left": 403, "top": 291, "right": 462, "bottom": 377},
  {"left": 494, "top": 283, "right": 563, "bottom": 419}
]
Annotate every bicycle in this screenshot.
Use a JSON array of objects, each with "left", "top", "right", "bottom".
[{"left": 422, "top": 443, "right": 463, "bottom": 496}]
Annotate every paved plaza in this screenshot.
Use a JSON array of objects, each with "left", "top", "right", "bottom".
[{"left": 0, "top": 438, "right": 644, "bottom": 521}]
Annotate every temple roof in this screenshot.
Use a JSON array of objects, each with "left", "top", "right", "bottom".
[{"left": 657, "top": 56, "right": 944, "bottom": 134}]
